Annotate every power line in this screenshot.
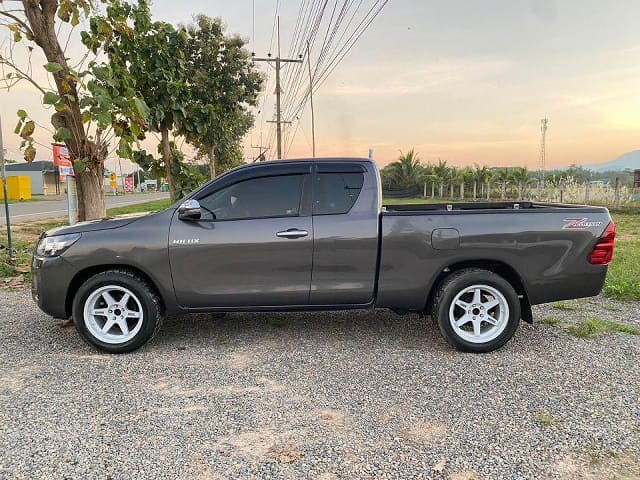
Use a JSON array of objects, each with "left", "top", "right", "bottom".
[{"left": 253, "top": 16, "right": 303, "bottom": 159}]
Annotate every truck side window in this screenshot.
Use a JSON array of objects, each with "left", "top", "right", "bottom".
[
  {"left": 199, "top": 174, "right": 304, "bottom": 221},
  {"left": 314, "top": 172, "right": 364, "bottom": 215}
]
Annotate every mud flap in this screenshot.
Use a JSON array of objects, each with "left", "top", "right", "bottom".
[{"left": 520, "top": 298, "right": 533, "bottom": 324}]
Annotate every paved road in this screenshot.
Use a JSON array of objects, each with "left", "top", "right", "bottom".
[{"left": 0, "top": 192, "right": 170, "bottom": 224}]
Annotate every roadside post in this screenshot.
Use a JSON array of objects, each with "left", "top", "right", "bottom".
[
  {"left": 0, "top": 113, "right": 13, "bottom": 258},
  {"left": 66, "top": 176, "right": 79, "bottom": 225}
]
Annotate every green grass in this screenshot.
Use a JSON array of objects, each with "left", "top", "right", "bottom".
[
  {"left": 566, "top": 317, "right": 640, "bottom": 339},
  {"left": 539, "top": 316, "right": 563, "bottom": 325},
  {"left": 106, "top": 198, "right": 172, "bottom": 216},
  {"left": 553, "top": 301, "right": 578, "bottom": 311},
  {"left": 604, "top": 212, "right": 640, "bottom": 301},
  {"left": 0, "top": 239, "right": 33, "bottom": 281},
  {"left": 535, "top": 411, "right": 559, "bottom": 426}
]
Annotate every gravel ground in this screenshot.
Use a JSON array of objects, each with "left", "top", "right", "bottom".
[{"left": 1, "top": 289, "right": 639, "bottom": 480}]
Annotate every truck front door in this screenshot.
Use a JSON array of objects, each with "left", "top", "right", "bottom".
[{"left": 169, "top": 165, "right": 313, "bottom": 308}]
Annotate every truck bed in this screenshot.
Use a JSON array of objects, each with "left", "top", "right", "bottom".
[
  {"left": 383, "top": 201, "right": 608, "bottom": 213},
  {"left": 376, "top": 202, "right": 611, "bottom": 310}
]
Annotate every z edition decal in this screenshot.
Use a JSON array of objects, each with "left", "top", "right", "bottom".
[{"left": 562, "top": 218, "right": 603, "bottom": 230}]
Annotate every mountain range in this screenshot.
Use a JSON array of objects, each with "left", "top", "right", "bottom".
[{"left": 583, "top": 150, "right": 640, "bottom": 172}]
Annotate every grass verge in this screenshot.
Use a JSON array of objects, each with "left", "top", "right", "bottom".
[
  {"left": 603, "top": 213, "right": 640, "bottom": 301},
  {"left": 566, "top": 317, "right": 640, "bottom": 339},
  {"left": 106, "top": 198, "right": 171, "bottom": 216}
]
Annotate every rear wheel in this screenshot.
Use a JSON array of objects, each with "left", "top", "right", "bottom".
[
  {"left": 72, "top": 270, "right": 163, "bottom": 353},
  {"left": 432, "top": 268, "right": 520, "bottom": 353}
]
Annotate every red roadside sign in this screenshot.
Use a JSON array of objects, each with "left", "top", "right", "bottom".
[{"left": 52, "top": 143, "right": 74, "bottom": 179}]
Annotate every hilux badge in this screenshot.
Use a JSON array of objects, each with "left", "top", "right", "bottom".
[{"left": 173, "top": 238, "right": 200, "bottom": 245}]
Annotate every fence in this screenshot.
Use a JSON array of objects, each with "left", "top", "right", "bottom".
[{"left": 531, "top": 181, "right": 634, "bottom": 207}]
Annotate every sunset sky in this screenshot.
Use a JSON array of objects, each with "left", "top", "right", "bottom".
[{"left": 1, "top": 0, "right": 639, "bottom": 173}]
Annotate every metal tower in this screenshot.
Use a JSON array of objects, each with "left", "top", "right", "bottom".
[{"left": 539, "top": 118, "right": 548, "bottom": 188}]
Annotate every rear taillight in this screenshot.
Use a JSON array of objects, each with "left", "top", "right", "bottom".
[{"left": 588, "top": 221, "right": 615, "bottom": 265}]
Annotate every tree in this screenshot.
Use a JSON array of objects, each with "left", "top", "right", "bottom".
[
  {"left": 461, "top": 167, "right": 474, "bottom": 199},
  {"left": 181, "top": 15, "right": 263, "bottom": 179},
  {"left": 94, "top": 0, "right": 192, "bottom": 203},
  {"left": 447, "top": 167, "right": 463, "bottom": 199},
  {"left": 448, "top": 166, "right": 459, "bottom": 198},
  {"left": 432, "top": 158, "right": 448, "bottom": 198},
  {"left": 384, "top": 149, "right": 424, "bottom": 190},
  {"left": 511, "top": 167, "right": 531, "bottom": 199},
  {"left": 474, "top": 164, "right": 491, "bottom": 200},
  {"left": 1, "top": 0, "right": 149, "bottom": 220},
  {"left": 134, "top": 142, "right": 205, "bottom": 200},
  {"left": 495, "top": 168, "right": 511, "bottom": 200}
]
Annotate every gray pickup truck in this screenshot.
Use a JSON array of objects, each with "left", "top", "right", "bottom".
[{"left": 32, "top": 158, "right": 615, "bottom": 354}]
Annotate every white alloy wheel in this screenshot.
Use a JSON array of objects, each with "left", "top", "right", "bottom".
[
  {"left": 448, "top": 284, "right": 509, "bottom": 344},
  {"left": 83, "top": 285, "right": 144, "bottom": 344}
]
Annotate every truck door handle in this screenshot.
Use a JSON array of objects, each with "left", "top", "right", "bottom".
[{"left": 276, "top": 229, "right": 309, "bottom": 239}]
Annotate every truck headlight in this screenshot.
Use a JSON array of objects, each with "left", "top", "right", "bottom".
[{"left": 36, "top": 233, "right": 81, "bottom": 257}]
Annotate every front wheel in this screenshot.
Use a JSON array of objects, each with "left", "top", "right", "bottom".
[
  {"left": 72, "top": 270, "right": 163, "bottom": 353},
  {"left": 432, "top": 268, "right": 521, "bottom": 353}
]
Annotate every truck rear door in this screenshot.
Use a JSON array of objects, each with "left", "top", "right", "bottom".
[{"left": 310, "top": 161, "right": 380, "bottom": 305}]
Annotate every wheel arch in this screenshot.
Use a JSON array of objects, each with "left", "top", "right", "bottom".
[
  {"left": 65, "top": 265, "right": 165, "bottom": 318},
  {"left": 424, "top": 259, "right": 532, "bottom": 323}
]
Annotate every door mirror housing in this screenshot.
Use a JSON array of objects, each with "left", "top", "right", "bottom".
[{"left": 178, "top": 199, "right": 201, "bottom": 221}]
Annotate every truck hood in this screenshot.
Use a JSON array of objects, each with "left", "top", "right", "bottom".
[{"left": 45, "top": 215, "right": 144, "bottom": 237}]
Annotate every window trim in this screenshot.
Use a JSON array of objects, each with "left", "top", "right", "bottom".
[{"left": 197, "top": 173, "right": 310, "bottom": 222}]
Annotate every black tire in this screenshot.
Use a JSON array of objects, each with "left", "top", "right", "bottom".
[
  {"left": 432, "top": 268, "right": 520, "bottom": 353},
  {"left": 72, "top": 270, "right": 163, "bottom": 353}
]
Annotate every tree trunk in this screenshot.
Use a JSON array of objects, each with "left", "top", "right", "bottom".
[
  {"left": 486, "top": 183, "right": 491, "bottom": 200},
  {"left": 431, "top": 182, "right": 435, "bottom": 198},
  {"left": 207, "top": 144, "right": 216, "bottom": 180},
  {"left": 161, "top": 127, "right": 175, "bottom": 202},
  {"left": 76, "top": 166, "right": 106, "bottom": 220},
  {"left": 460, "top": 182, "right": 464, "bottom": 199},
  {"left": 449, "top": 183, "right": 454, "bottom": 198},
  {"left": 23, "top": 0, "right": 108, "bottom": 220},
  {"left": 439, "top": 183, "right": 443, "bottom": 198},
  {"left": 501, "top": 182, "right": 506, "bottom": 200},
  {"left": 473, "top": 182, "right": 477, "bottom": 200},
  {"left": 423, "top": 182, "right": 427, "bottom": 198}
]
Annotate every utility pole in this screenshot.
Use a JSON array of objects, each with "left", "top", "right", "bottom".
[
  {"left": 0, "top": 113, "right": 13, "bottom": 258},
  {"left": 250, "top": 145, "right": 270, "bottom": 163},
  {"left": 253, "top": 17, "right": 302, "bottom": 159},
  {"left": 306, "top": 40, "right": 316, "bottom": 157}
]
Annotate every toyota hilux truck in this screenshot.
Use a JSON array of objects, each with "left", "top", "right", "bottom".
[{"left": 31, "top": 158, "right": 616, "bottom": 354}]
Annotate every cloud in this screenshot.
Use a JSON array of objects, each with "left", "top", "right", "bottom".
[{"left": 321, "top": 57, "right": 512, "bottom": 97}]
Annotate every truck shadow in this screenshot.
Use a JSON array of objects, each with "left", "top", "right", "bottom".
[{"left": 151, "top": 310, "right": 536, "bottom": 353}]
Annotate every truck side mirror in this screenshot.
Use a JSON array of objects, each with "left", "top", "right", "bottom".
[{"left": 178, "top": 199, "right": 201, "bottom": 221}]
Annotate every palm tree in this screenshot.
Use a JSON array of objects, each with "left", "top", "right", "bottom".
[
  {"left": 448, "top": 167, "right": 459, "bottom": 198},
  {"left": 384, "top": 149, "right": 424, "bottom": 190},
  {"left": 511, "top": 167, "right": 531, "bottom": 199},
  {"left": 460, "top": 167, "right": 473, "bottom": 200},
  {"left": 473, "top": 165, "right": 491, "bottom": 199},
  {"left": 448, "top": 167, "right": 464, "bottom": 199},
  {"left": 495, "top": 168, "right": 511, "bottom": 200},
  {"left": 432, "top": 158, "right": 448, "bottom": 198},
  {"left": 421, "top": 164, "right": 434, "bottom": 197}
]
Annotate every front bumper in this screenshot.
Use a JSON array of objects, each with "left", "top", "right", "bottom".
[{"left": 31, "top": 254, "right": 78, "bottom": 319}]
